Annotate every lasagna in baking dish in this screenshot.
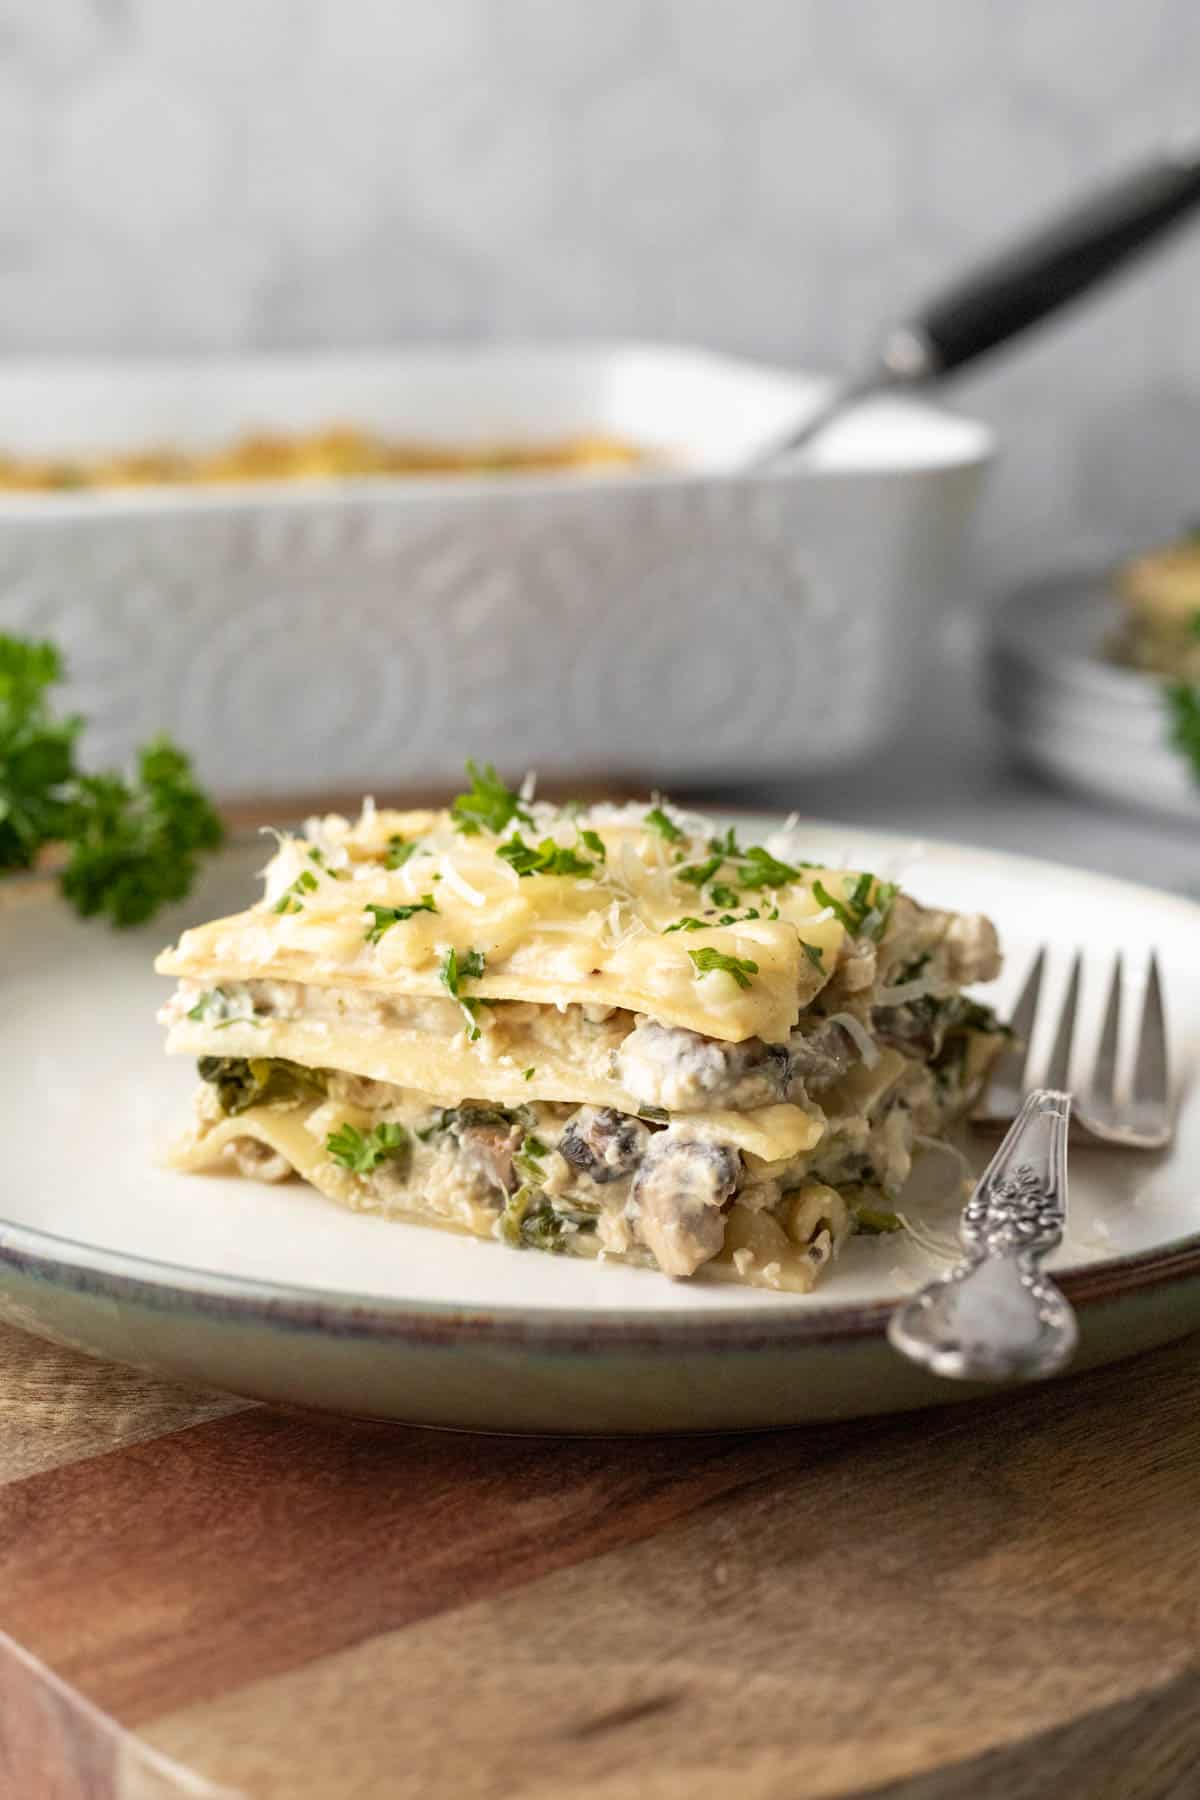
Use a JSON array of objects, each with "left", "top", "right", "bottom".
[{"left": 156, "top": 767, "right": 1007, "bottom": 1293}]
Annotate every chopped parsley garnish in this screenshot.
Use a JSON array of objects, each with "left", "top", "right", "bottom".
[
  {"left": 386, "top": 835, "right": 418, "bottom": 870},
  {"left": 664, "top": 908, "right": 763, "bottom": 934},
  {"left": 450, "top": 759, "right": 531, "bottom": 836},
  {"left": 304, "top": 846, "right": 346, "bottom": 877},
  {"left": 440, "top": 944, "right": 487, "bottom": 1039},
  {"left": 687, "top": 947, "right": 759, "bottom": 989},
  {"left": 1190, "top": 610, "right": 1200, "bottom": 641},
  {"left": 363, "top": 895, "right": 438, "bottom": 942},
  {"left": 579, "top": 827, "right": 606, "bottom": 861},
  {"left": 637, "top": 1105, "right": 670, "bottom": 1122},
  {"left": 800, "top": 940, "right": 824, "bottom": 973},
  {"left": 186, "top": 987, "right": 262, "bottom": 1029},
  {"left": 675, "top": 826, "right": 818, "bottom": 903},
  {"left": 677, "top": 851, "right": 724, "bottom": 889},
  {"left": 326, "top": 1120, "right": 410, "bottom": 1176},
  {"left": 812, "top": 872, "right": 896, "bottom": 940},
  {"left": 1167, "top": 682, "right": 1200, "bottom": 782},
  {"left": 644, "top": 805, "right": 684, "bottom": 844},
  {"left": 522, "top": 1066, "right": 535, "bottom": 1081},
  {"left": 497, "top": 832, "right": 596, "bottom": 878},
  {"left": 738, "top": 846, "right": 805, "bottom": 890},
  {"left": 273, "top": 867, "right": 319, "bottom": 914}
]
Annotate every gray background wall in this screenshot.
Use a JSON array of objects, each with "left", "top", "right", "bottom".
[{"left": 2, "top": 0, "right": 1198, "bottom": 589}]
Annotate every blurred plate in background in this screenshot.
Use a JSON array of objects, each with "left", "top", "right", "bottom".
[{"left": 987, "top": 571, "right": 1200, "bottom": 826}]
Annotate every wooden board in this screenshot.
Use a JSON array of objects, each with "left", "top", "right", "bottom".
[{"left": 3, "top": 1319, "right": 1200, "bottom": 1797}]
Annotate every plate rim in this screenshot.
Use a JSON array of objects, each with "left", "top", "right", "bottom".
[{"left": 3, "top": 819, "right": 1199, "bottom": 1353}]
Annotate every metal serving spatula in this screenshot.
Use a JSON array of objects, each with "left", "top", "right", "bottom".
[{"left": 750, "top": 137, "right": 1200, "bottom": 464}]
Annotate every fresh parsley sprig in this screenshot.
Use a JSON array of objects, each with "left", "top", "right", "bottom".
[
  {"left": 0, "top": 634, "right": 223, "bottom": 926},
  {"left": 450, "top": 760, "right": 531, "bottom": 836},
  {"left": 812, "top": 872, "right": 896, "bottom": 941},
  {"left": 363, "top": 895, "right": 438, "bottom": 943},
  {"left": 687, "top": 947, "right": 759, "bottom": 989}
]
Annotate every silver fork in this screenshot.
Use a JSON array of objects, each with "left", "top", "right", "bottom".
[
  {"left": 976, "top": 949, "right": 1173, "bottom": 1148},
  {"left": 888, "top": 950, "right": 1173, "bottom": 1383}
]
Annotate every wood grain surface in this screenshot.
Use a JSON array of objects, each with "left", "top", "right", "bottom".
[{"left": 3, "top": 1320, "right": 1200, "bottom": 1797}]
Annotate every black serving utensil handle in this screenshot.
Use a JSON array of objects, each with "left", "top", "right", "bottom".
[
  {"left": 756, "top": 139, "right": 1200, "bottom": 462},
  {"left": 886, "top": 138, "right": 1200, "bottom": 381}
]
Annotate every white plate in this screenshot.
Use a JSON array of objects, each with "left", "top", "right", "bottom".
[
  {"left": 988, "top": 571, "right": 1200, "bottom": 826},
  {"left": 1, "top": 823, "right": 1198, "bottom": 1434}
]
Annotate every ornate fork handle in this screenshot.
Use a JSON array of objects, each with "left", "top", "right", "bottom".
[{"left": 888, "top": 1090, "right": 1076, "bottom": 1382}]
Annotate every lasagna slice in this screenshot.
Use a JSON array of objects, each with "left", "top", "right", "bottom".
[{"left": 156, "top": 769, "right": 1008, "bottom": 1293}]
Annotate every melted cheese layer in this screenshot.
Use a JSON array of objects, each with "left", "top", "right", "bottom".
[{"left": 156, "top": 809, "right": 853, "bottom": 1043}]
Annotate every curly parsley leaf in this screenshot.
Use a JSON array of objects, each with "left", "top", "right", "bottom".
[
  {"left": 644, "top": 805, "right": 684, "bottom": 844},
  {"left": 450, "top": 760, "right": 531, "bottom": 836},
  {"left": 0, "top": 635, "right": 80, "bottom": 872},
  {"left": 363, "top": 895, "right": 438, "bottom": 943},
  {"left": 60, "top": 739, "right": 224, "bottom": 929},
  {"left": 1167, "top": 682, "right": 1200, "bottom": 782},
  {"left": 687, "top": 947, "right": 759, "bottom": 989},
  {"left": 497, "top": 832, "right": 596, "bottom": 878},
  {"left": 1, "top": 634, "right": 223, "bottom": 926},
  {"left": 326, "top": 1120, "right": 410, "bottom": 1175}
]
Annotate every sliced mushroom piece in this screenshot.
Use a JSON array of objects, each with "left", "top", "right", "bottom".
[
  {"left": 455, "top": 1120, "right": 523, "bottom": 1198},
  {"left": 558, "top": 1107, "right": 649, "bottom": 1184},
  {"left": 629, "top": 1137, "right": 741, "bottom": 1278},
  {"left": 944, "top": 913, "right": 1002, "bottom": 985},
  {"left": 229, "top": 1136, "right": 293, "bottom": 1184},
  {"left": 785, "top": 1018, "right": 854, "bottom": 1093}
]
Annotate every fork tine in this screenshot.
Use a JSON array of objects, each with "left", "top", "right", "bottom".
[
  {"left": 1089, "top": 952, "right": 1122, "bottom": 1110},
  {"left": 1043, "top": 951, "right": 1082, "bottom": 1093},
  {"left": 982, "top": 947, "right": 1045, "bottom": 1116},
  {"left": 1132, "top": 952, "right": 1170, "bottom": 1114}
]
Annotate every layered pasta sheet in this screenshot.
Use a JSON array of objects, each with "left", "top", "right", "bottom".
[{"left": 157, "top": 777, "right": 1008, "bottom": 1292}]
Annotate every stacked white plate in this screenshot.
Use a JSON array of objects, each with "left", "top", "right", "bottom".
[{"left": 987, "top": 570, "right": 1200, "bottom": 826}]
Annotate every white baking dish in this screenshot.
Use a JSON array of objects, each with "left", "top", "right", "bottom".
[{"left": 0, "top": 345, "right": 991, "bottom": 800}]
